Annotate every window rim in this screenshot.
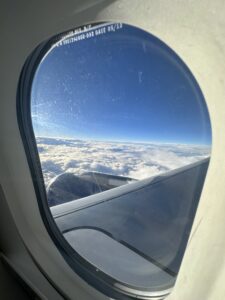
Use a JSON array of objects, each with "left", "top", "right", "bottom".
[{"left": 16, "top": 21, "right": 210, "bottom": 300}]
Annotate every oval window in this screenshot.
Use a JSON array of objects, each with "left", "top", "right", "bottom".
[{"left": 20, "top": 22, "right": 211, "bottom": 299}]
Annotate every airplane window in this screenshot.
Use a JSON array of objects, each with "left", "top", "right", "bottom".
[{"left": 19, "top": 22, "right": 211, "bottom": 299}]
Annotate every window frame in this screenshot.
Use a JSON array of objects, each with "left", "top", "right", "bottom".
[{"left": 16, "top": 21, "right": 210, "bottom": 300}]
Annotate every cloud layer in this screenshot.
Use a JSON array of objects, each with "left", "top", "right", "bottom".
[{"left": 36, "top": 137, "right": 210, "bottom": 187}]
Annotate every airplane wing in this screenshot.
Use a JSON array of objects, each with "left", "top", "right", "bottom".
[{"left": 50, "top": 158, "right": 209, "bottom": 296}]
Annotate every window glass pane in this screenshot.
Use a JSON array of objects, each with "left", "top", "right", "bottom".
[{"left": 30, "top": 22, "right": 211, "bottom": 297}]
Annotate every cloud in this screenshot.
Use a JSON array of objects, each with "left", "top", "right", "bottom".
[{"left": 36, "top": 137, "right": 210, "bottom": 187}]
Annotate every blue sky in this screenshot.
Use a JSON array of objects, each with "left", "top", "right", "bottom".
[{"left": 31, "top": 23, "right": 211, "bottom": 145}]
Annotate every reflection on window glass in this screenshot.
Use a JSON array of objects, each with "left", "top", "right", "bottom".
[{"left": 31, "top": 22, "right": 211, "bottom": 298}]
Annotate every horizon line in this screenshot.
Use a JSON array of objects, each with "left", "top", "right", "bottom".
[{"left": 35, "top": 135, "right": 211, "bottom": 147}]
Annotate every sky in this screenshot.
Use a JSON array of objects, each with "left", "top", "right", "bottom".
[{"left": 31, "top": 22, "right": 212, "bottom": 145}]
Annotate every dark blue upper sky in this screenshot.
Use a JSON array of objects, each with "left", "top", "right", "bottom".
[{"left": 31, "top": 23, "right": 211, "bottom": 145}]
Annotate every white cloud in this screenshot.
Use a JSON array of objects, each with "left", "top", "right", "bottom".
[{"left": 36, "top": 137, "right": 210, "bottom": 186}]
